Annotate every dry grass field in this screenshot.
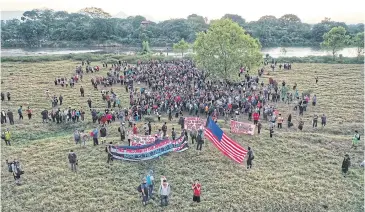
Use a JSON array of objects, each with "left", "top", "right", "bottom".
[{"left": 1, "top": 59, "right": 364, "bottom": 212}]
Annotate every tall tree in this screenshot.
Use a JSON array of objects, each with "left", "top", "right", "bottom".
[
  {"left": 352, "top": 32, "right": 364, "bottom": 59},
  {"left": 222, "top": 14, "right": 246, "bottom": 26},
  {"left": 173, "top": 38, "right": 190, "bottom": 56},
  {"left": 321, "top": 26, "right": 350, "bottom": 60},
  {"left": 194, "top": 19, "right": 262, "bottom": 81},
  {"left": 79, "top": 7, "right": 112, "bottom": 19}
]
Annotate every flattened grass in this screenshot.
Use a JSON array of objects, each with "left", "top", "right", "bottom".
[{"left": 1, "top": 60, "right": 364, "bottom": 212}]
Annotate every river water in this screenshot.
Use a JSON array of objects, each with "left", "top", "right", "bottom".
[{"left": 0, "top": 47, "right": 361, "bottom": 57}]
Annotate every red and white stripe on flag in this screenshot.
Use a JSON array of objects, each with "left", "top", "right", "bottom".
[{"left": 204, "top": 129, "right": 248, "bottom": 163}]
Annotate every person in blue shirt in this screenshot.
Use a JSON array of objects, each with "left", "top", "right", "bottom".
[
  {"left": 18, "top": 106, "right": 23, "bottom": 120},
  {"left": 146, "top": 170, "right": 155, "bottom": 200}
]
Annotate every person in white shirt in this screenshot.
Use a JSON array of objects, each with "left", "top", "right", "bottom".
[{"left": 159, "top": 176, "right": 171, "bottom": 206}]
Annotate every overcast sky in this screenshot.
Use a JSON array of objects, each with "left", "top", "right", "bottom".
[{"left": 0, "top": 0, "right": 364, "bottom": 23}]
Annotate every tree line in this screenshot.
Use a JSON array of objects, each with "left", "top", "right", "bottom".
[{"left": 1, "top": 8, "right": 364, "bottom": 48}]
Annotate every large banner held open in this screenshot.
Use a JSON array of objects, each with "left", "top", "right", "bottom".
[
  {"left": 184, "top": 117, "right": 205, "bottom": 131},
  {"left": 230, "top": 120, "right": 256, "bottom": 135},
  {"left": 109, "top": 135, "right": 188, "bottom": 161}
]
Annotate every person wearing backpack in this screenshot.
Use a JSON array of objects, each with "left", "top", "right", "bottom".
[
  {"left": 137, "top": 178, "right": 149, "bottom": 206},
  {"left": 6, "top": 160, "right": 13, "bottom": 173},
  {"left": 351, "top": 130, "right": 360, "bottom": 149},
  {"left": 146, "top": 170, "right": 155, "bottom": 200},
  {"left": 100, "top": 125, "right": 107, "bottom": 144},
  {"left": 68, "top": 150, "right": 77, "bottom": 172},
  {"left": 247, "top": 146, "right": 254, "bottom": 169},
  {"left": 11, "top": 160, "right": 23, "bottom": 185}
]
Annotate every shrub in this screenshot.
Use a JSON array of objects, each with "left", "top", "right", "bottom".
[{"left": 144, "top": 116, "right": 155, "bottom": 123}]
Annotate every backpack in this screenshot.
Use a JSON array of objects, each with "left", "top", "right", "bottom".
[
  {"left": 137, "top": 184, "right": 142, "bottom": 192},
  {"left": 14, "top": 163, "right": 23, "bottom": 175},
  {"left": 69, "top": 153, "right": 77, "bottom": 163},
  {"left": 8, "top": 163, "right": 13, "bottom": 172},
  {"left": 74, "top": 133, "right": 80, "bottom": 140},
  {"left": 16, "top": 165, "right": 23, "bottom": 175}
]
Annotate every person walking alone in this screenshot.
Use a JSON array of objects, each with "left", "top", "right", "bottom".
[
  {"left": 106, "top": 142, "right": 113, "bottom": 165},
  {"left": 3, "top": 128, "right": 11, "bottom": 146},
  {"left": 18, "top": 106, "right": 23, "bottom": 120},
  {"left": 247, "top": 147, "right": 254, "bottom": 169},
  {"left": 342, "top": 154, "right": 351, "bottom": 177},
  {"left": 26, "top": 106, "right": 32, "bottom": 120},
  {"left": 80, "top": 86, "right": 85, "bottom": 97},
  {"left": 68, "top": 150, "right": 77, "bottom": 172}
]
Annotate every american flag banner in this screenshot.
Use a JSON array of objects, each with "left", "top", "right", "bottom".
[{"left": 205, "top": 117, "right": 248, "bottom": 163}]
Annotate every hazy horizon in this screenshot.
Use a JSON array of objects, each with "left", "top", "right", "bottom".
[{"left": 0, "top": 0, "right": 364, "bottom": 24}]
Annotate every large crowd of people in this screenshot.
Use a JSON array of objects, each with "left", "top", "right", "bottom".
[{"left": 1, "top": 58, "right": 362, "bottom": 207}]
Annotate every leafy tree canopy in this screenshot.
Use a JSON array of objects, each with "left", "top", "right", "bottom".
[{"left": 194, "top": 19, "right": 262, "bottom": 81}]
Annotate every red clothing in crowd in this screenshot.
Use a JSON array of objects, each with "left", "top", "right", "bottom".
[
  {"left": 192, "top": 183, "right": 201, "bottom": 196},
  {"left": 253, "top": 112, "right": 260, "bottom": 121},
  {"left": 132, "top": 126, "right": 138, "bottom": 134}
]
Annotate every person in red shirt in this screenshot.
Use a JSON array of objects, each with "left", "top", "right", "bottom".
[
  {"left": 132, "top": 124, "right": 138, "bottom": 135},
  {"left": 192, "top": 179, "right": 201, "bottom": 203},
  {"left": 253, "top": 111, "right": 260, "bottom": 125}
]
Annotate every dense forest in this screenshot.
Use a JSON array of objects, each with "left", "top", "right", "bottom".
[{"left": 1, "top": 8, "right": 364, "bottom": 48}]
